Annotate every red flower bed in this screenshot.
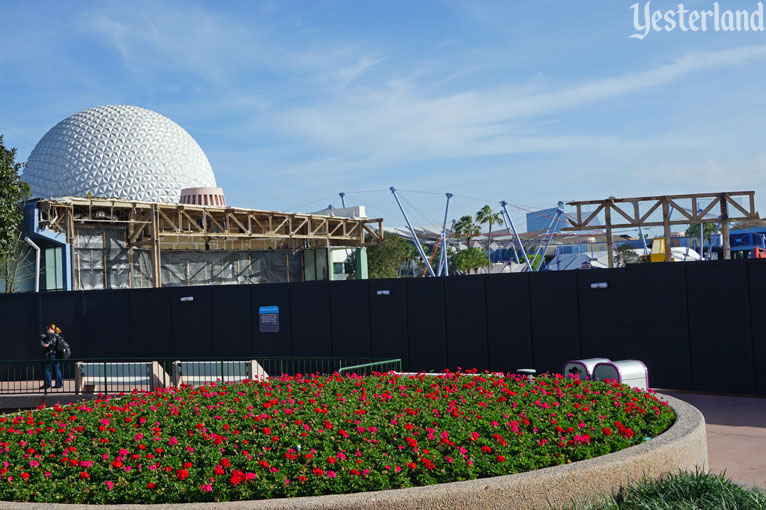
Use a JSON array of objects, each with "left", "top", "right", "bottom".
[{"left": 0, "top": 372, "right": 674, "bottom": 504}]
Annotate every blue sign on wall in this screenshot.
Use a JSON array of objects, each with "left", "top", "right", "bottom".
[{"left": 259, "top": 306, "right": 279, "bottom": 333}]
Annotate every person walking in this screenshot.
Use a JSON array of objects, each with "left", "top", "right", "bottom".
[{"left": 40, "top": 324, "right": 63, "bottom": 389}]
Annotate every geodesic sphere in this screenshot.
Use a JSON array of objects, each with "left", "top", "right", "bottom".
[{"left": 23, "top": 105, "right": 216, "bottom": 203}]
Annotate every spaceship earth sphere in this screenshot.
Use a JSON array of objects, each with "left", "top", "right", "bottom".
[{"left": 23, "top": 105, "right": 217, "bottom": 204}]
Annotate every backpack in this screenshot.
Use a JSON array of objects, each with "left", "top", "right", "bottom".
[{"left": 54, "top": 335, "right": 71, "bottom": 359}]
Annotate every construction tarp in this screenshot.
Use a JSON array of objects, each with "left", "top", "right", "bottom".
[
  {"left": 73, "top": 227, "right": 304, "bottom": 290},
  {"left": 73, "top": 227, "right": 153, "bottom": 290},
  {"left": 160, "top": 250, "right": 302, "bottom": 287}
]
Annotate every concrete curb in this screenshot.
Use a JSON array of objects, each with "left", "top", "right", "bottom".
[
  {"left": 0, "top": 394, "right": 707, "bottom": 510},
  {"left": 0, "top": 394, "right": 95, "bottom": 412}
]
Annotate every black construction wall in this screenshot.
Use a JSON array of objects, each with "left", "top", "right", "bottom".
[{"left": 2, "top": 259, "right": 765, "bottom": 395}]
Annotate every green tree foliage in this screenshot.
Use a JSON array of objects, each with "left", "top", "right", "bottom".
[
  {"left": 453, "top": 215, "right": 480, "bottom": 248},
  {"left": 449, "top": 246, "right": 489, "bottom": 274},
  {"left": 401, "top": 237, "right": 419, "bottom": 276},
  {"left": 685, "top": 223, "right": 718, "bottom": 242},
  {"left": 475, "top": 205, "right": 503, "bottom": 273},
  {"left": 616, "top": 243, "right": 640, "bottom": 265},
  {"left": 347, "top": 234, "right": 429, "bottom": 279},
  {"left": 359, "top": 233, "right": 411, "bottom": 279},
  {"left": 529, "top": 253, "right": 544, "bottom": 271},
  {"left": 0, "top": 135, "right": 29, "bottom": 262},
  {"left": 0, "top": 135, "right": 31, "bottom": 293}
]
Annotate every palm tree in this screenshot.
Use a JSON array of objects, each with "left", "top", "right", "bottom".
[
  {"left": 475, "top": 205, "right": 504, "bottom": 273},
  {"left": 454, "top": 215, "right": 480, "bottom": 250}
]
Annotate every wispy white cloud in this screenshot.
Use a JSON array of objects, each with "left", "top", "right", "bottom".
[
  {"left": 267, "top": 45, "right": 766, "bottom": 169},
  {"left": 82, "top": 5, "right": 262, "bottom": 85},
  {"left": 334, "top": 55, "right": 385, "bottom": 86},
  {"left": 76, "top": 3, "right": 766, "bottom": 175},
  {"left": 5, "top": 2, "right": 766, "bottom": 220},
  {"left": 631, "top": 152, "right": 766, "bottom": 191}
]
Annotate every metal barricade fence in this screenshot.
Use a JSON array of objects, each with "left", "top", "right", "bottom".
[{"left": 0, "top": 356, "right": 402, "bottom": 395}]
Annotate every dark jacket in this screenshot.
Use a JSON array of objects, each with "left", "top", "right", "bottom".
[{"left": 42, "top": 333, "right": 59, "bottom": 359}]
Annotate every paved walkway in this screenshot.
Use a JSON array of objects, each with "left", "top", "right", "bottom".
[{"left": 662, "top": 391, "right": 766, "bottom": 488}]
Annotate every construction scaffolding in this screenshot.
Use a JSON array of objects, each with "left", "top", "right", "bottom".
[
  {"left": 36, "top": 197, "right": 383, "bottom": 289},
  {"left": 564, "top": 191, "right": 759, "bottom": 267}
]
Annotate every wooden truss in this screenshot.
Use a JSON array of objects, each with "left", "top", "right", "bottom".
[
  {"left": 37, "top": 197, "right": 384, "bottom": 286},
  {"left": 564, "top": 191, "right": 758, "bottom": 267}
]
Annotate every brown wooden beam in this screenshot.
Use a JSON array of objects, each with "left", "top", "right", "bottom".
[
  {"left": 150, "top": 204, "right": 162, "bottom": 287},
  {"left": 721, "top": 194, "right": 731, "bottom": 260},
  {"left": 605, "top": 203, "right": 614, "bottom": 268},
  {"left": 638, "top": 200, "right": 663, "bottom": 224},
  {"left": 568, "top": 191, "right": 756, "bottom": 206},
  {"left": 662, "top": 198, "right": 672, "bottom": 263}
]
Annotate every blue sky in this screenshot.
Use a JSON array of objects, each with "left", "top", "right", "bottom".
[{"left": 2, "top": 0, "right": 766, "bottom": 233}]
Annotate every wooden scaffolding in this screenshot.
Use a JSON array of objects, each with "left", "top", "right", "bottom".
[
  {"left": 36, "top": 197, "right": 384, "bottom": 287},
  {"left": 564, "top": 191, "right": 759, "bottom": 268}
]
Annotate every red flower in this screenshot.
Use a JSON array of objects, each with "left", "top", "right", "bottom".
[
  {"left": 602, "top": 427, "right": 612, "bottom": 436},
  {"left": 312, "top": 467, "right": 324, "bottom": 477},
  {"left": 229, "top": 469, "right": 245, "bottom": 485},
  {"left": 326, "top": 456, "right": 336, "bottom": 464},
  {"left": 496, "top": 455, "right": 506, "bottom": 462},
  {"left": 405, "top": 437, "right": 418, "bottom": 448},
  {"left": 176, "top": 469, "right": 189, "bottom": 480},
  {"left": 573, "top": 434, "right": 590, "bottom": 445},
  {"left": 146, "top": 482, "right": 156, "bottom": 489},
  {"left": 221, "top": 458, "right": 231, "bottom": 467},
  {"left": 79, "top": 472, "right": 89, "bottom": 479},
  {"left": 481, "top": 445, "right": 492, "bottom": 454},
  {"left": 614, "top": 421, "right": 635, "bottom": 438}
]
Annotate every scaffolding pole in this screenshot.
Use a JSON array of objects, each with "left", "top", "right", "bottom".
[
  {"left": 639, "top": 226, "right": 649, "bottom": 255},
  {"left": 500, "top": 201, "right": 532, "bottom": 271},
  {"left": 705, "top": 221, "right": 721, "bottom": 261},
  {"left": 535, "top": 201, "right": 564, "bottom": 272},
  {"left": 391, "top": 187, "right": 435, "bottom": 277},
  {"left": 437, "top": 193, "right": 453, "bottom": 277}
]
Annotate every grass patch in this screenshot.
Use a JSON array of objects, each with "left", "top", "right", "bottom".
[{"left": 582, "top": 471, "right": 766, "bottom": 510}]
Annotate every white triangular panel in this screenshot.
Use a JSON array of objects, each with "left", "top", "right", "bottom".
[{"left": 23, "top": 105, "right": 216, "bottom": 203}]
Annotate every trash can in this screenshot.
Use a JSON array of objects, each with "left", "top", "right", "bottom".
[
  {"left": 514, "top": 368, "right": 536, "bottom": 381},
  {"left": 562, "top": 358, "right": 611, "bottom": 380},
  {"left": 593, "top": 360, "right": 649, "bottom": 390}
]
